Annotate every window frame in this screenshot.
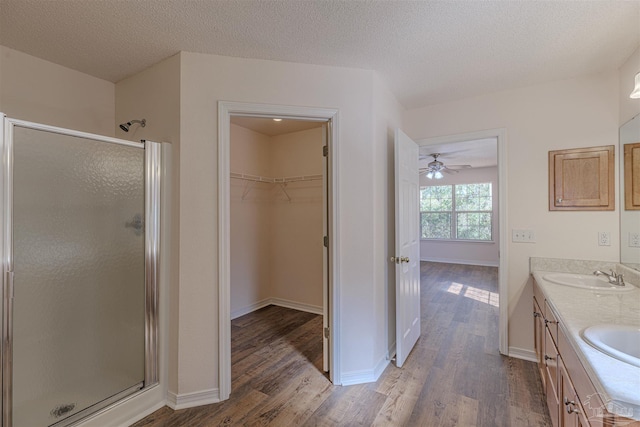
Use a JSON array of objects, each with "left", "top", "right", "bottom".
[{"left": 420, "top": 182, "right": 494, "bottom": 243}]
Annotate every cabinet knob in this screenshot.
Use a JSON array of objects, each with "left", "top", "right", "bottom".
[
  {"left": 544, "top": 355, "right": 555, "bottom": 361},
  {"left": 556, "top": 198, "right": 563, "bottom": 203}
]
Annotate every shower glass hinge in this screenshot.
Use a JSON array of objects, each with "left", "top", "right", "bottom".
[
  {"left": 323, "top": 236, "right": 329, "bottom": 247},
  {"left": 323, "top": 146, "right": 328, "bottom": 157},
  {"left": 324, "top": 327, "right": 330, "bottom": 338}
]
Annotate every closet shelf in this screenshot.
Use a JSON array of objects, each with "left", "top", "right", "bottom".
[
  {"left": 230, "top": 171, "right": 322, "bottom": 201},
  {"left": 230, "top": 172, "right": 322, "bottom": 183}
]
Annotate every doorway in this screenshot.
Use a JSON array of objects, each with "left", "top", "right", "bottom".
[
  {"left": 218, "top": 102, "right": 340, "bottom": 400},
  {"left": 417, "top": 129, "right": 508, "bottom": 355}
]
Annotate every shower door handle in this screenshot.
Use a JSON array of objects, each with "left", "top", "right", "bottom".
[{"left": 126, "top": 213, "right": 144, "bottom": 235}]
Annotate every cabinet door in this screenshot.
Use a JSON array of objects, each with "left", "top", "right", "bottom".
[
  {"left": 534, "top": 297, "right": 546, "bottom": 388},
  {"left": 559, "top": 357, "right": 590, "bottom": 427},
  {"left": 546, "top": 329, "right": 560, "bottom": 427},
  {"left": 624, "top": 142, "right": 640, "bottom": 210},
  {"left": 549, "top": 145, "right": 614, "bottom": 211}
]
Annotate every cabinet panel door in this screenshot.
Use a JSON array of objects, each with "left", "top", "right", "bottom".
[
  {"left": 546, "top": 329, "right": 560, "bottom": 427},
  {"left": 549, "top": 145, "right": 614, "bottom": 211},
  {"left": 624, "top": 142, "right": 640, "bottom": 210}
]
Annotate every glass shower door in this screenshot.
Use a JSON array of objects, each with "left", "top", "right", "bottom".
[{"left": 9, "top": 126, "right": 146, "bottom": 426}]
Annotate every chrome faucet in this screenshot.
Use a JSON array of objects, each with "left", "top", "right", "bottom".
[{"left": 593, "top": 270, "right": 625, "bottom": 286}]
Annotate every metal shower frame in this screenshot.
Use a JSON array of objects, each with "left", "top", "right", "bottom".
[{"left": 0, "top": 115, "right": 161, "bottom": 427}]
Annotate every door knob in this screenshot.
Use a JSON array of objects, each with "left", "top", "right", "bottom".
[{"left": 401, "top": 257, "right": 410, "bottom": 263}]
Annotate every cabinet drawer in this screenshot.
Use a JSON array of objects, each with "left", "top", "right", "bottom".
[
  {"left": 545, "top": 300, "right": 559, "bottom": 344},
  {"left": 533, "top": 279, "right": 546, "bottom": 315}
]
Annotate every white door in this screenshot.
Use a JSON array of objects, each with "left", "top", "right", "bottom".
[{"left": 394, "top": 128, "right": 421, "bottom": 368}]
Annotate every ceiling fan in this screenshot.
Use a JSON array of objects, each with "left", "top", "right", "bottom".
[{"left": 419, "top": 153, "right": 471, "bottom": 179}]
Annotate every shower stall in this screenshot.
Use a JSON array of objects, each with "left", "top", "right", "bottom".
[{"left": 0, "top": 115, "right": 161, "bottom": 427}]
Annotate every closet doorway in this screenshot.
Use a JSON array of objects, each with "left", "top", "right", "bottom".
[{"left": 218, "top": 102, "right": 339, "bottom": 401}]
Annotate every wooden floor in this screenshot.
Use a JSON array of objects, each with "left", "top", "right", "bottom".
[{"left": 133, "top": 262, "right": 551, "bottom": 426}]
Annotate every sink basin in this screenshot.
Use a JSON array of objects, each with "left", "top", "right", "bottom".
[
  {"left": 582, "top": 324, "right": 640, "bottom": 368},
  {"left": 542, "top": 273, "right": 635, "bottom": 292}
]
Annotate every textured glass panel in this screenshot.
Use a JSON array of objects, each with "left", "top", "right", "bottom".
[{"left": 12, "top": 127, "right": 145, "bottom": 426}]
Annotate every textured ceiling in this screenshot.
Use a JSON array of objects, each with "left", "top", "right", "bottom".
[
  {"left": 231, "top": 116, "right": 323, "bottom": 137},
  {"left": 0, "top": 1, "right": 639, "bottom": 108}
]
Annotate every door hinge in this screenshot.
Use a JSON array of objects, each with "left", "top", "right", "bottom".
[
  {"left": 323, "top": 236, "right": 329, "bottom": 247},
  {"left": 324, "top": 327, "right": 330, "bottom": 338},
  {"left": 323, "top": 145, "right": 328, "bottom": 157}
]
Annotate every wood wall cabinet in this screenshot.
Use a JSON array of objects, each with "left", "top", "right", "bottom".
[
  {"left": 624, "top": 142, "right": 640, "bottom": 210},
  {"left": 549, "top": 145, "right": 615, "bottom": 211}
]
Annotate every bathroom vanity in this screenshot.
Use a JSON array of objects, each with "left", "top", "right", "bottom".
[{"left": 531, "top": 262, "right": 640, "bottom": 427}]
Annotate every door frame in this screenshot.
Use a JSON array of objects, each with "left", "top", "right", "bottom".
[
  {"left": 217, "top": 101, "right": 341, "bottom": 400},
  {"left": 416, "top": 128, "right": 508, "bottom": 355}
]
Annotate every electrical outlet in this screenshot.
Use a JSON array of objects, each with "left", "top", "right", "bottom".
[
  {"left": 512, "top": 229, "right": 536, "bottom": 243},
  {"left": 598, "top": 231, "right": 611, "bottom": 246},
  {"left": 629, "top": 232, "right": 640, "bottom": 248}
]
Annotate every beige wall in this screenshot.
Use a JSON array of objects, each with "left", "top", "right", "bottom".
[
  {"left": 270, "top": 127, "right": 324, "bottom": 308},
  {"left": 229, "top": 124, "right": 274, "bottom": 316},
  {"left": 114, "top": 53, "right": 181, "bottom": 405},
  {"left": 230, "top": 123, "right": 323, "bottom": 349},
  {"left": 0, "top": 46, "right": 114, "bottom": 135},
  {"left": 178, "top": 51, "right": 386, "bottom": 393},
  {"left": 404, "top": 71, "right": 620, "bottom": 355},
  {"left": 372, "top": 73, "right": 405, "bottom": 365},
  {"left": 619, "top": 46, "right": 640, "bottom": 125}
]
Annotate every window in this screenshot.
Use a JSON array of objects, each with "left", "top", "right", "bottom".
[{"left": 420, "top": 183, "right": 492, "bottom": 241}]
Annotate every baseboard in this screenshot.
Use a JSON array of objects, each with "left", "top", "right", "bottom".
[
  {"left": 421, "top": 257, "right": 499, "bottom": 267},
  {"left": 270, "top": 298, "right": 323, "bottom": 315},
  {"left": 508, "top": 346, "right": 537, "bottom": 362},
  {"left": 115, "top": 401, "right": 167, "bottom": 427},
  {"left": 167, "top": 388, "right": 220, "bottom": 410},
  {"left": 231, "top": 298, "right": 322, "bottom": 319},
  {"left": 341, "top": 357, "right": 390, "bottom": 386},
  {"left": 340, "top": 369, "right": 378, "bottom": 386},
  {"left": 231, "top": 299, "right": 272, "bottom": 320}
]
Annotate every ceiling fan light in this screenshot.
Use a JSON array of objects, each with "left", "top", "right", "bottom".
[
  {"left": 631, "top": 72, "right": 640, "bottom": 99},
  {"left": 434, "top": 171, "right": 444, "bottom": 179},
  {"left": 426, "top": 171, "right": 434, "bottom": 179}
]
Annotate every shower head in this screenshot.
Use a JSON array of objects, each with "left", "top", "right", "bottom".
[{"left": 119, "top": 119, "right": 146, "bottom": 132}]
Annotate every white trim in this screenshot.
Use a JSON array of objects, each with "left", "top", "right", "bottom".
[
  {"left": 341, "top": 354, "right": 390, "bottom": 386},
  {"left": 218, "top": 101, "right": 341, "bottom": 397},
  {"left": 417, "top": 128, "right": 509, "bottom": 356},
  {"left": 269, "top": 298, "right": 323, "bottom": 316},
  {"left": 166, "top": 388, "right": 220, "bottom": 411},
  {"left": 230, "top": 298, "right": 323, "bottom": 320},
  {"left": 508, "top": 347, "right": 537, "bottom": 363},
  {"left": 112, "top": 402, "right": 166, "bottom": 427},
  {"left": 420, "top": 257, "right": 499, "bottom": 267}
]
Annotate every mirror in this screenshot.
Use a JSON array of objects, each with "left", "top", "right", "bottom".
[{"left": 620, "top": 114, "right": 640, "bottom": 270}]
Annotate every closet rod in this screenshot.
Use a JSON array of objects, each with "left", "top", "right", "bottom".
[{"left": 230, "top": 172, "right": 322, "bottom": 183}]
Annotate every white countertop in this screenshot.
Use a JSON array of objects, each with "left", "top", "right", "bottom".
[{"left": 532, "top": 271, "right": 640, "bottom": 420}]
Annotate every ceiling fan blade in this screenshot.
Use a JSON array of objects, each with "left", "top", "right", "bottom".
[
  {"left": 445, "top": 164, "right": 472, "bottom": 170},
  {"left": 442, "top": 168, "right": 458, "bottom": 174}
]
